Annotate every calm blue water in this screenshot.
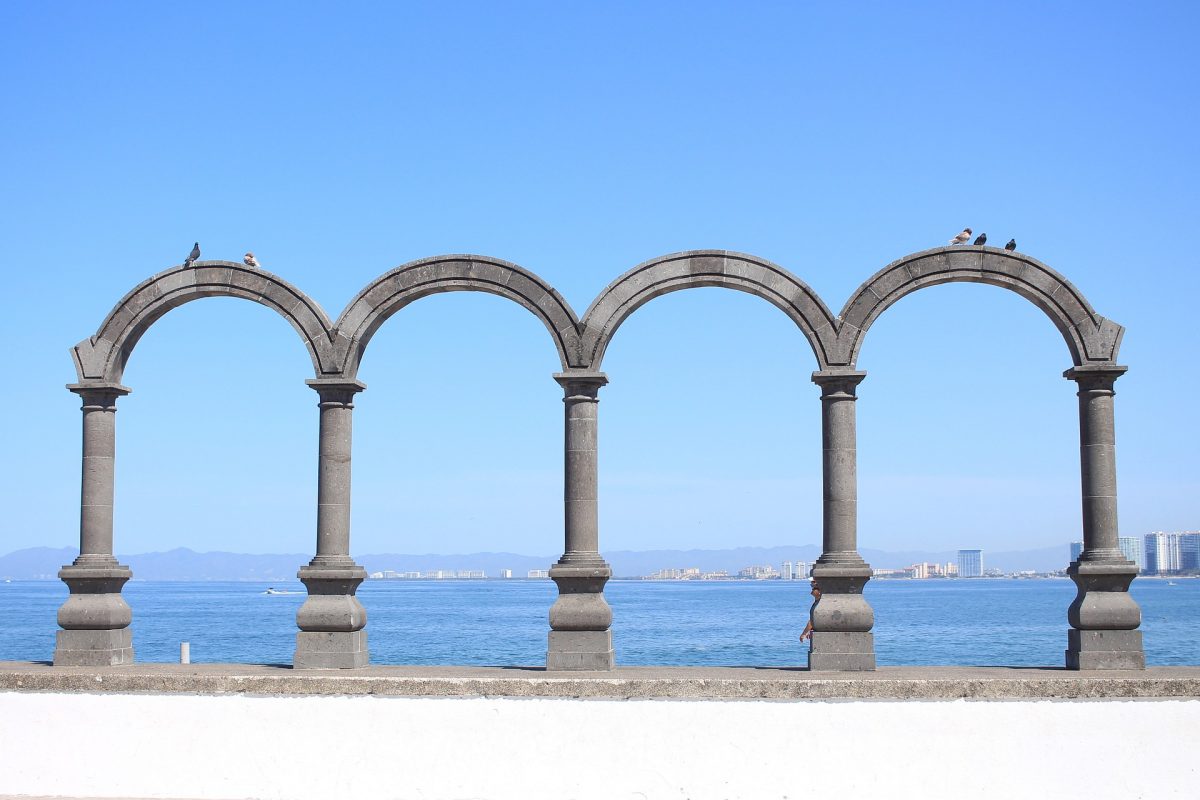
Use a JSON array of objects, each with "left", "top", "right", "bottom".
[{"left": 1, "top": 578, "right": 1196, "bottom": 667}]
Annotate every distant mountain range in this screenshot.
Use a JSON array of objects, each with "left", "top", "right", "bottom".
[{"left": 0, "top": 543, "right": 1074, "bottom": 581}]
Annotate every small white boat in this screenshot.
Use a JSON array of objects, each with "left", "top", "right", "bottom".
[{"left": 263, "top": 587, "right": 301, "bottom": 595}]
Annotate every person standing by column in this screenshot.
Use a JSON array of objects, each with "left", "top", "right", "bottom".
[{"left": 799, "top": 580, "right": 821, "bottom": 645}]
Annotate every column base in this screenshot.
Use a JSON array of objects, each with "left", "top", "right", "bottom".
[
  {"left": 547, "top": 630, "right": 614, "bottom": 671},
  {"left": 808, "top": 632, "right": 875, "bottom": 671},
  {"left": 54, "top": 628, "right": 133, "bottom": 666},
  {"left": 294, "top": 630, "right": 368, "bottom": 669},
  {"left": 1066, "top": 629, "right": 1145, "bottom": 670}
]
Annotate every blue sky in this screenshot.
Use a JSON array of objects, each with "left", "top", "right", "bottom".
[{"left": 1, "top": 1, "right": 1196, "bottom": 559}]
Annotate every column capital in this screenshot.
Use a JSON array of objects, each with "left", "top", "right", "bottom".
[
  {"left": 553, "top": 371, "right": 608, "bottom": 397},
  {"left": 306, "top": 378, "right": 367, "bottom": 404},
  {"left": 811, "top": 369, "right": 867, "bottom": 396},
  {"left": 1064, "top": 364, "right": 1127, "bottom": 390},
  {"left": 67, "top": 382, "right": 131, "bottom": 406}
]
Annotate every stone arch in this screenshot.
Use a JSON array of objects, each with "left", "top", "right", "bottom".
[
  {"left": 331, "top": 255, "right": 582, "bottom": 376},
  {"left": 830, "top": 246, "right": 1125, "bottom": 368},
  {"left": 579, "top": 251, "right": 839, "bottom": 370},
  {"left": 70, "top": 261, "right": 337, "bottom": 384}
]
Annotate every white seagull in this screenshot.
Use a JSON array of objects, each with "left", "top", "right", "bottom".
[{"left": 949, "top": 228, "right": 972, "bottom": 245}]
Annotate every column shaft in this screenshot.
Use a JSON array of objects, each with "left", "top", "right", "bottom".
[
  {"left": 808, "top": 370, "right": 874, "bottom": 671},
  {"left": 295, "top": 378, "right": 369, "bottom": 669},
  {"left": 563, "top": 379, "right": 602, "bottom": 560},
  {"left": 1063, "top": 364, "right": 1143, "bottom": 670},
  {"left": 821, "top": 376, "right": 861, "bottom": 558},
  {"left": 547, "top": 371, "right": 614, "bottom": 670},
  {"left": 56, "top": 383, "right": 134, "bottom": 666},
  {"left": 1076, "top": 375, "right": 1121, "bottom": 559},
  {"left": 79, "top": 395, "right": 118, "bottom": 560},
  {"left": 316, "top": 390, "right": 355, "bottom": 562}
]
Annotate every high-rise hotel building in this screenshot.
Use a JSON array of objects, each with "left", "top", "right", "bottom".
[
  {"left": 1183, "top": 533, "right": 1200, "bottom": 571},
  {"left": 1144, "top": 531, "right": 1200, "bottom": 574},
  {"left": 1119, "top": 537, "right": 1146, "bottom": 572},
  {"left": 957, "top": 549, "right": 983, "bottom": 578}
]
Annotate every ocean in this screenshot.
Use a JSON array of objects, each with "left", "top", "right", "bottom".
[{"left": 1, "top": 578, "right": 1196, "bottom": 667}]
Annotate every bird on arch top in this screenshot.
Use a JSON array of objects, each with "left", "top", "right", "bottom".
[
  {"left": 949, "top": 228, "right": 972, "bottom": 245},
  {"left": 973, "top": 232, "right": 987, "bottom": 246},
  {"left": 243, "top": 252, "right": 260, "bottom": 268},
  {"left": 1004, "top": 239, "right": 1017, "bottom": 252},
  {"left": 183, "top": 242, "right": 200, "bottom": 268}
]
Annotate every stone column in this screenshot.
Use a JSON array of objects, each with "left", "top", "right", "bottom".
[
  {"left": 808, "top": 370, "right": 875, "bottom": 671},
  {"left": 294, "top": 379, "right": 369, "bottom": 669},
  {"left": 1064, "top": 365, "right": 1143, "bottom": 670},
  {"left": 55, "top": 383, "right": 135, "bottom": 666},
  {"left": 547, "top": 371, "right": 614, "bottom": 670}
]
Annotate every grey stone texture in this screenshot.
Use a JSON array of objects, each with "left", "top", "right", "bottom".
[
  {"left": 577, "top": 246, "right": 1124, "bottom": 374},
  {"left": 809, "top": 370, "right": 876, "bottom": 671},
  {"left": 307, "top": 379, "right": 365, "bottom": 564},
  {"left": 294, "top": 631, "right": 368, "bottom": 670},
  {"left": 293, "top": 379, "right": 370, "bottom": 669},
  {"left": 292, "top": 563, "right": 368, "bottom": 673},
  {"left": 68, "top": 248, "right": 1124, "bottom": 394},
  {"left": 546, "top": 631, "right": 614, "bottom": 671},
  {"left": 808, "top": 632, "right": 876, "bottom": 672},
  {"left": 56, "top": 566, "right": 132, "bottom": 630},
  {"left": 1063, "top": 365, "right": 1143, "bottom": 670},
  {"left": 1066, "top": 630, "right": 1145, "bottom": 670},
  {"left": 59, "top": 247, "right": 1144, "bottom": 673},
  {"left": 578, "top": 251, "right": 836, "bottom": 369},
  {"left": 55, "top": 384, "right": 135, "bottom": 666},
  {"left": 333, "top": 256, "right": 584, "bottom": 375},
  {"left": 827, "top": 247, "right": 1125, "bottom": 368},
  {"left": 52, "top": 629, "right": 133, "bottom": 667},
  {"left": 70, "top": 262, "right": 339, "bottom": 384},
  {"left": 547, "top": 372, "right": 615, "bottom": 670},
  {"left": 3, "top": 662, "right": 1196, "bottom": 701}
]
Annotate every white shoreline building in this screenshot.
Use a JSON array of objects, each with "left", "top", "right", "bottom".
[{"left": 1145, "top": 531, "right": 1200, "bottom": 574}]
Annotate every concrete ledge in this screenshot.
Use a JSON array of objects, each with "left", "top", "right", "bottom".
[{"left": 2, "top": 661, "right": 1198, "bottom": 701}]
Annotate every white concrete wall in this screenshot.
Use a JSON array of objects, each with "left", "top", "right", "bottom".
[{"left": 1, "top": 692, "right": 1197, "bottom": 800}]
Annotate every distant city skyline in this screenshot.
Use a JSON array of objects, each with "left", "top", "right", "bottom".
[
  {"left": 11, "top": 538, "right": 1191, "bottom": 582},
  {"left": 1069, "top": 532, "right": 1200, "bottom": 575},
  {"left": 1, "top": 4, "right": 1197, "bottom": 558}
]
